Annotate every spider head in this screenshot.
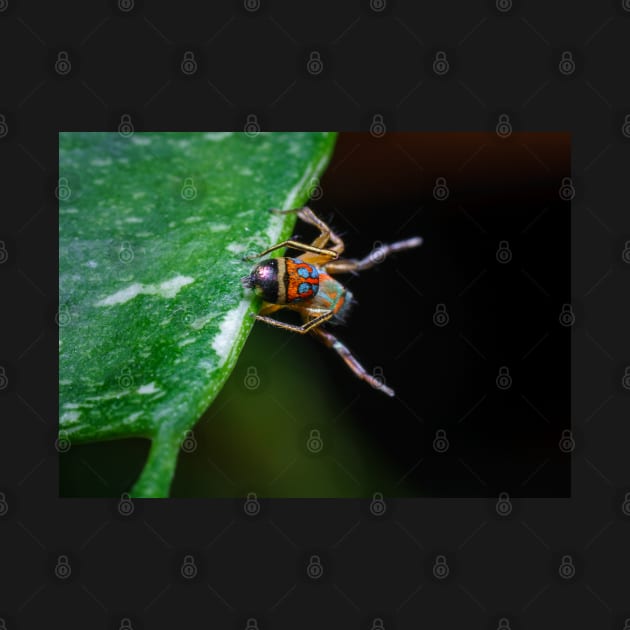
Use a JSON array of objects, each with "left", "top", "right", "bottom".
[{"left": 241, "top": 258, "right": 280, "bottom": 303}]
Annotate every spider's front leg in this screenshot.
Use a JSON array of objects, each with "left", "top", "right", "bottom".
[
  {"left": 324, "top": 236, "right": 423, "bottom": 274},
  {"left": 310, "top": 327, "right": 395, "bottom": 397},
  {"left": 251, "top": 309, "right": 334, "bottom": 334}
]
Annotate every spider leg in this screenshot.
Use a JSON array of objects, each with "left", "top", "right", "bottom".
[
  {"left": 324, "top": 236, "right": 423, "bottom": 274},
  {"left": 242, "top": 239, "right": 338, "bottom": 261},
  {"left": 271, "top": 206, "right": 345, "bottom": 255},
  {"left": 310, "top": 327, "right": 395, "bottom": 397},
  {"left": 252, "top": 309, "right": 334, "bottom": 334}
]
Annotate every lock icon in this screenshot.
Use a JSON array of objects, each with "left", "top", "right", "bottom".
[
  {"left": 244, "top": 492, "right": 260, "bottom": 516},
  {"left": 496, "top": 240, "right": 512, "bottom": 263},
  {"left": 558, "top": 176, "right": 575, "bottom": 200},
  {"left": 433, "top": 303, "right": 449, "bottom": 327},
  {"left": 558, "top": 51, "right": 575, "bottom": 76},
  {"left": 119, "top": 618, "right": 133, "bottom": 630},
  {"left": 181, "top": 430, "right": 197, "bottom": 453},
  {"left": 496, "top": 113, "right": 512, "bottom": 138},
  {"left": 307, "top": 51, "right": 323, "bottom": 75},
  {"left": 433, "top": 429, "right": 449, "bottom": 453},
  {"left": 495, "top": 491, "right": 512, "bottom": 516},
  {"left": 181, "top": 554, "right": 197, "bottom": 579},
  {"left": 370, "top": 492, "right": 386, "bottom": 516},
  {"left": 0, "top": 491, "right": 8, "bottom": 516},
  {"left": 432, "top": 554, "right": 449, "bottom": 579},
  {"left": 622, "top": 114, "right": 630, "bottom": 139},
  {"left": 56, "top": 177, "right": 71, "bottom": 201},
  {"left": 244, "top": 114, "right": 260, "bottom": 136},
  {"left": 181, "top": 51, "right": 197, "bottom": 75},
  {"left": 558, "top": 554, "right": 575, "bottom": 579},
  {"left": 307, "top": 429, "right": 323, "bottom": 453},
  {"left": 496, "top": 366, "right": 512, "bottom": 390},
  {"left": 118, "top": 0, "right": 134, "bottom": 11},
  {"left": 372, "top": 366, "right": 385, "bottom": 388},
  {"left": 307, "top": 554, "right": 323, "bottom": 579},
  {"left": 118, "top": 366, "right": 134, "bottom": 388},
  {"left": 433, "top": 176, "right": 449, "bottom": 200},
  {"left": 244, "top": 0, "right": 260, "bottom": 11},
  {"left": 370, "top": 0, "right": 386, "bottom": 12},
  {"left": 55, "top": 431, "right": 71, "bottom": 453},
  {"left": 308, "top": 176, "right": 323, "bottom": 200},
  {"left": 497, "top": 618, "right": 511, "bottom": 630},
  {"left": 181, "top": 177, "right": 197, "bottom": 200},
  {"left": 495, "top": 0, "right": 512, "bottom": 12},
  {"left": 622, "top": 367, "right": 630, "bottom": 390},
  {"left": 558, "top": 303, "right": 575, "bottom": 327},
  {"left": 118, "top": 492, "right": 134, "bottom": 516},
  {"left": 55, "top": 554, "right": 72, "bottom": 579},
  {"left": 0, "top": 240, "right": 7, "bottom": 264},
  {"left": 370, "top": 114, "right": 386, "bottom": 138},
  {"left": 118, "top": 113, "right": 134, "bottom": 137},
  {"left": 244, "top": 366, "right": 260, "bottom": 390},
  {"left": 621, "top": 241, "right": 630, "bottom": 264},
  {"left": 433, "top": 51, "right": 449, "bottom": 76},
  {"left": 55, "top": 51, "right": 71, "bottom": 76},
  {"left": 0, "top": 113, "right": 7, "bottom": 138},
  {"left": 118, "top": 241, "right": 134, "bottom": 263},
  {"left": 371, "top": 618, "right": 385, "bottom": 630},
  {"left": 245, "top": 619, "right": 259, "bottom": 630},
  {"left": 0, "top": 366, "right": 7, "bottom": 390},
  {"left": 621, "top": 492, "right": 630, "bottom": 517},
  {"left": 558, "top": 429, "right": 575, "bottom": 453}
]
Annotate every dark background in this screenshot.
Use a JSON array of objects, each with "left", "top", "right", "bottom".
[{"left": 2, "top": 1, "right": 630, "bottom": 629}]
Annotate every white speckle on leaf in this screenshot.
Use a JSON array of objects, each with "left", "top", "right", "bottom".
[
  {"left": 124, "top": 411, "right": 143, "bottom": 424},
  {"left": 61, "top": 207, "right": 79, "bottom": 214},
  {"left": 124, "top": 217, "right": 143, "bottom": 223},
  {"left": 131, "top": 136, "right": 152, "bottom": 146},
  {"left": 226, "top": 242, "right": 246, "bottom": 254},
  {"left": 190, "top": 312, "right": 216, "bottom": 331},
  {"left": 61, "top": 410, "right": 81, "bottom": 425},
  {"left": 132, "top": 191, "right": 146, "bottom": 199},
  {"left": 93, "top": 179, "right": 104, "bottom": 185},
  {"left": 209, "top": 223, "right": 229, "bottom": 232},
  {"left": 240, "top": 167, "right": 253, "bottom": 176},
  {"left": 197, "top": 359, "right": 215, "bottom": 372},
  {"left": 212, "top": 298, "right": 250, "bottom": 363},
  {"left": 184, "top": 216, "right": 203, "bottom": 223},
  {"left": 204, "top": 132, "right": 232, "bottom": 141},
  {"left": 90, "top": 157, "right": 112, "bottom": 167},
  {"left": 137, "top": 382, "right": 159, "bottom": 394},
  {"left": 63, "top": 402, "right": 82, "bottom": 409},
  {"left": 86, "top": 260, "right": 98, "bottom": 268},
  {"left": 178, "top": 337, "right": 195, "bottom": 347},
  {"left": 95, "top": 275, "right": 194, "bottom": 306}
]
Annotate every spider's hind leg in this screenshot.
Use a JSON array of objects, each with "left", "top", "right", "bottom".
[{"left": 310, "top": 327, "right": 395, "bottom": 397}]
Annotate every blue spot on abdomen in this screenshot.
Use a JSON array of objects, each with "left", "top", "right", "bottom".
[
  {"left": 297, "top": 267, "right": 310, "bottom": 278},
  {"left": 298, "top": 282, "right": 312, "bottom": 294}
]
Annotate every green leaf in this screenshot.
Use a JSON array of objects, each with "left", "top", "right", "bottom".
[{"left": 59, "top": 131, "right": 337, "bottom": 497}]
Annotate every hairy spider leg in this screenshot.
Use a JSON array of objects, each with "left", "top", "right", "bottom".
[
  {"left": 310, "top": 327, "right": 395, "bottom": 397},
  {"left": 323, "top": 236, "right": 423, "bottom": 274},
  {"left": 271, "top": 206, "right": 345, "bottom": 256},
  {"left": 253, "top": 309, "right": 334, "bottom": 333}
]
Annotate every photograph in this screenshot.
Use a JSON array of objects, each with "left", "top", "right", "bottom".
[{"left": 59, "top": 131, "right": 570, "bottom": 498}]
